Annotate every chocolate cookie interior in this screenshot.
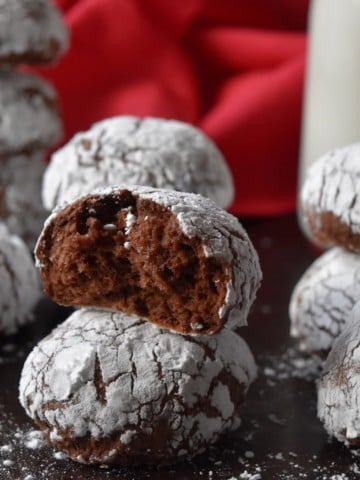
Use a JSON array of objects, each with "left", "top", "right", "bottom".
[{"left": 36, "top": 190, "right": 229, "bottom": 334}]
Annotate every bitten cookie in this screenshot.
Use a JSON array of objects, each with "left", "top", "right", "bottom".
[
  {"left": 0, "top": 151, "right": 47, "bottom": 249},
  {"left": 35, "top": 186, "right": 262, "bottom": 335},
  {"left": 318, "top": 301, "right": 360, "bottom": 445},
  {"left": 0, "top": 0, "right": 68, "bottom": 65},
  {"left": 19, "top": 308, "right": 257, "bottom": 465},
  {"left": 0, "top": 70, "right": 62, "bottom": 155},
  {"left": 301, "top": 143, "right": 360, "bottom": 251},
  {"left": 42, "top": 116, "right": 234, "bottom": 211},
  {"left": 0, "top": 223, "right": 40, "bottom": 334},
  {"left": 290, "top": 247, "right": 360, "bottom": 355}
]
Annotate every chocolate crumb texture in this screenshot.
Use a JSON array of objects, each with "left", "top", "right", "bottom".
[{"left": 35, "top": 186, "right": 262, "bottom": 335}]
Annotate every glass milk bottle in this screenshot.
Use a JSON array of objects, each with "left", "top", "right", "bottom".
[{"left": 299, "top": 0, "right": 360, "bottom": 189}]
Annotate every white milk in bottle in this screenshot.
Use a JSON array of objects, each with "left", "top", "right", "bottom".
[{"left": 300, "top": 0, "right": 360, "bottom": 187}]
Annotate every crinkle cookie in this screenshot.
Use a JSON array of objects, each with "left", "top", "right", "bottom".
[
  {"left": 0, "top": 70, "right": 62, "bottom": 155},
  {"left": 318, "top": 301, "right": 360, "bottom": 445},
  {"left": 19, "top": 308, "right": 257, "bottom": 465},
  {"left": 301, "top": 144, "right": 360, "bottom": 251},
  {"left": 0, "top": 223, "right": 40, "bottom": 334},
  {"left": 35, "top": 186, "right": 262, "bottom": 335},
  {"left": 42, "top": 116, "right": 234, "bottom": 211},
  {"left": 290, "top": 247, "right": 360, "bottom": 355},
  {"left": 0, "top": 151, "right": 47, "bottom": 249},
  {"left": 0, "top": 0, "right": 69, "bottom": 65}
]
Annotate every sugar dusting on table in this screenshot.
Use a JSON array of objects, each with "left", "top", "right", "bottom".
[{"left": 1, "top": 343, "right": 359, "bottom": 479}]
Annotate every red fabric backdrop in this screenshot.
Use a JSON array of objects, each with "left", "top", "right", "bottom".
[{"left": 31, "top": 0, "right": 310, "bottom": 216}]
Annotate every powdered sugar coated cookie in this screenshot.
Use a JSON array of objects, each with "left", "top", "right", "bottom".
[
  {"left": 290, "top": 247, "right": 360, "bottom": 355},
  {"left": 35, "top": 186, "right": 262, "bottom": 335},
  {"left": 0, "top": 71, "right": 62, "bottom": 155},
  {"left": 0, "top": 0, "right": 68, "bottom": 65},
  {"left": 301, "top": 144, "right": 360, "bottom": 251},
  {"left": 42, "top": 116, "right": 234, "bottom": 210},
  {"left": 0, "top": 223, "right": 40, "bottom": 334},
  {"left": 19, "top": 308, "right": 257, "bottom": 465},
  {"left": 318, "top": 301, "right": 360, "bottom": 445},
  {"left": 0, "top": 151, "right": 47, "bottom": 249}
]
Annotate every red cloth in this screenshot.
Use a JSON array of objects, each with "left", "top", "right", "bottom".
[{"left": 31, "top": 0, "right": 309, "bottom": 216}]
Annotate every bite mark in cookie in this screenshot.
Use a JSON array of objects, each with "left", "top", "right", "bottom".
[{"left": 35, "top": 186, "right": 262, "bottom": 335}]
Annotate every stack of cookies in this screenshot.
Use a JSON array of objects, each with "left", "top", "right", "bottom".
[
  {"left": 19, "top": 120, "right": 262, "bottom": 466},
  {"left": 290, "top": 143, "right": 360, "bottom": 356},
  {"left": 0, "top": 0, "right": 68, "bottom": 250},
  {"left": 290, "top": 143, "right": 360, "bottom": 446}
]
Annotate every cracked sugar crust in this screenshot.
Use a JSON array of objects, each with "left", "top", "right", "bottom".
[
  {"left": 0, "top": 70, "right": 62, "bottom": 155},
  {"left": 19, "top": 308, "right": 257, "bottom": 465},
  {"left": 301, "top": 143, "right": 360, "bottom": 251},
  {"left": 317, "top": 301, "right": 360, "bottom": 445},
  {"left": 0, "top": 151, "right": 47, "bottom": 250},
  {"left": 42, "top": 116, "right": 234, "bottom": 211},
  {"left": 0, "top": 222, "right": 40, "bottom": 335},
  {"left": 35, "top": 186, "right": 262, "bottom": 335},
  {"left": 0, "top": 0, "right": 69, "bottom": 65},
  {"left": 290, "top": 247, "right": 360, "bottom": 355}
]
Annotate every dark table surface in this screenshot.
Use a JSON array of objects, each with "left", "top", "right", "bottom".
[{"left": 0, "top": 215, "right": 358, "bottom": 480}]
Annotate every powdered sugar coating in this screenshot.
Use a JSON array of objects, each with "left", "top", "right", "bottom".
[
  {"left": 318, "top": 301, "right": 360, "bottom": 445},
  {"left": 290, "top": 247, "right": 360, "bottom": 354},
  {"left": 0, "top": 71, "right": 62, "bottom": 155},
  {"left": 0, "top": 223, "right": 40, "bottom": 335},
  {"left": 42, "top": 116, "right": 234, "bottom": 211},
  {"left": 37, "top": 185, "right": 262, "bottom": 332},
  {"left": 301, "top": 144, "right": 360, "bottom": 248},
  {"left": 19, "top": 308, "right": 257, "bottom": 464},
  {"left": 0, "top": 151, "right": 47, "bottom": 250},
  {"left": 0, "top": 0, "right": 68, "bottom": 64}
]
